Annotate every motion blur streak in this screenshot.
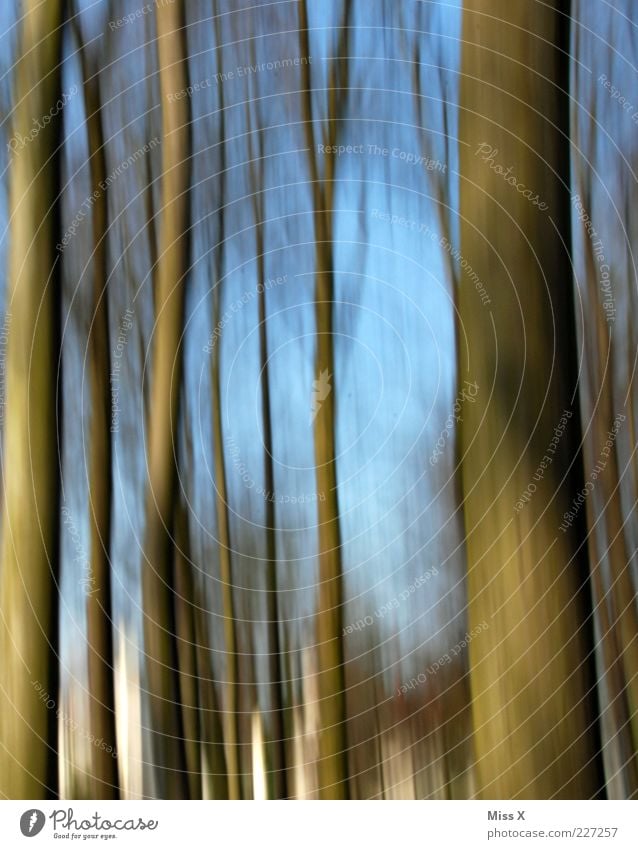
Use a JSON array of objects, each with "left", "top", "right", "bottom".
[
  {"left": 0, "top": 0, "right": 62, "bottom": 799},
  {"left": 570, "top": 0, "right": 638, "bottom": 799},
  {"left": 459, "top": 0, "right": 599, "bottom": 799}
]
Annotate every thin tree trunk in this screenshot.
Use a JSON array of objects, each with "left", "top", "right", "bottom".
[
  {"left": 141, "top": 0, "right": 190, "bottom": 799},
  {"left": 244, "top": 107, "right": 289, "bottom": 798},
  {"left": 209, "top": 8, "right": 242, "bottom": 798},
  {"left": 173, "top": 498, "right": 203, "bottom": 799},
  {"left": 211, "top": 323, "right": 241, "bottom": 799},
  {"left": 193, "top": 579, "right": 229, "bottom": 799},
  {"left": 299, "top": 0, "right": 350, "bottom": 800},
  {"left": 78, "top": 41, "right": 119, "bottom": 801},
  {"left": 570, "top": 0, "right": 638, "bottom": 798}
]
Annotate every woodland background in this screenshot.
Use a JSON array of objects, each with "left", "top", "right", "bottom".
[{"left": 0, "top": 0, "right": 636, "bottom": 800}]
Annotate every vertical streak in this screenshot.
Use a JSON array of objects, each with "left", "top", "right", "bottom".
[
  {"left": 569, "top": 2, "right": 638, "bottom": 798},
  {"left": 299, "top": 0, "right": 349, "bottom": 799},
  {"left": 0, "top": 0, "right": 63, "bottom": 799},
  {"left": 192, "top": 567, "right": 229, "bottom": 799},
  {"left": 458, "top": 1, "right": 601, "bottom": 798},
  {"left": 211, "top": 8, "right": 240, "bottom": 800},
  {"left": 78, "top": 43, "right": 119, "bottom": 800},
  {"left": 193, "top": 598, "right": 230, "bottom": 799},
  {"left": 173, "top": 497, "right": 203, "bottom": 799},
  {"left": 249, "top": 124, "right": 288, "bottom": 797},
  {"left": 141, "top": 0, "right": 190, "bottom": 799},
  {"left": 211, "top": 330, "right": 240, "bottom": 799}
]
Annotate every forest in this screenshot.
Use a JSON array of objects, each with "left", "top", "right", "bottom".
[{"left": 0, "top": 0, "right": 636, "bottom": 801}]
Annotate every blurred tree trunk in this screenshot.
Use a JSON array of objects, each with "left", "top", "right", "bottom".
[
  {"left": 248, "top": 124, "right": 288, "bottom": 799},
  {"left": 141, "top": 0, "right": 190, "bottom": 799},
  {"left": 458, "top": 0, "right": 603, "bottom": 798},
  {"left": 211, "top": 318, "right": 240, "bottom": 798},
  {"left": 570, "top": 0, "right": 638, "bottom": 799},
  {"left": 78, "top": 38, "right": 119, "bottom": 800},
  {"left": 192, "top": 575, "right": 229, "bottom": 799},
  {"left": 173, "top": 498, "right": 203, "bottom": 799},
  {"left": 300, "top": 0, "right": 350, "bottom": 799},
  {"left": 209, "top": 11, "right": 241, "bottom": 794},
  {"left": 0, "top": 0, "right": 63, "bottom": 799}
]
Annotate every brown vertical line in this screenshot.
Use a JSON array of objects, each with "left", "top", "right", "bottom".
[
  {"left": 141, "top": 0, "right": 190, "bottom": 799},
  {"left": 603, "top": 399, "right": 638, "bottom": 780},
  {"left": 579, "top": 230, "right": 637, "bottom": 796},
  {"left": 458, "top": 1, "right": 600, "bottom": 798},
  {"left": 558, "top": 3, "right": 607, "bottom": 794},
  {"left": 210, "top": 321, "right": 240, "bottom": 799},
  {"left": 172, "top": 497, "right": 203, "bottom": 799},
  {"left": 192, "top": 576, "right": 230, "bottom": 799},
  {"left": 183, "top": 413, "right": 227, "bottom": 797},
  {"left": 581, "top": 93, "right": 638, "bottom": 785},
  {"left": 209, "top": 9, "right": 241, "bottom": 801},
  {"left": 409, "top": 46, "right": 476, "bottom": 801},
  {"left": 298, "top": 0, "right": 349, "bottom": 799},
  {"left": 0, "top": 0, "right": 63, "bottom": 799},
  {"left": 77, "top": 43, "right": 119, "bottom": 800},
  {"left": 587, "top": 513, "right": 638, "bottom": 795},
  {"left": 248, "top": 119, "right": 288, "bottom": 798},
  {"left": 589, "top": 555, "right": 632, "bottom": 782}
]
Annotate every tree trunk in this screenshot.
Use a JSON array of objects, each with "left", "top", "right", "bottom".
[
  {"left": 0, "top": 0, "right": 63, "bottom": 799},
  {"left": 458, "top": 0, "right": 603, "bottom": 797},
  {"left": 299, "top": 0, "right": 350, "bottom": 799},
  {"left": 141, "top": 0, "right": 191, "bottom": 799},
  {"left": 570, "top": 0, "right": 638, "bottom": 799},
  {"left": 78, "top": 37, "right": 119, "bottom": 800}
]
